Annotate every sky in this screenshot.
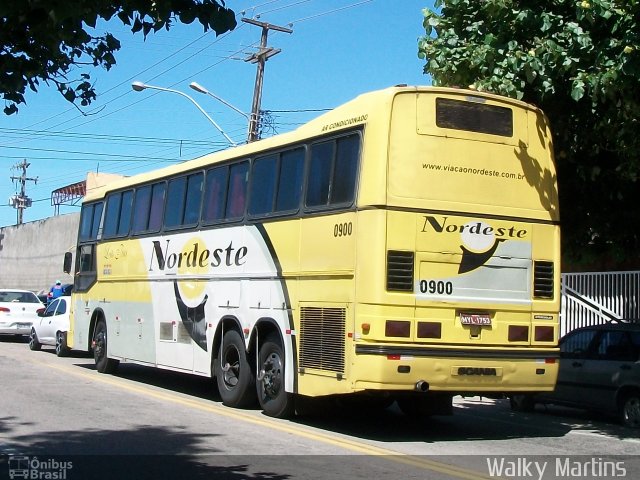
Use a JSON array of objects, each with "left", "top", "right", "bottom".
[{"left": 0, "top": 0, "right": 434, "bottom": 228}]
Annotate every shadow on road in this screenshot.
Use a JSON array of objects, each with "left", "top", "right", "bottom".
[
  {"left": 44, "top": 362, "right": 638, "bottom": 445},
  {"left": 0, "top": 417, "right": 296, "bottom": 479}
]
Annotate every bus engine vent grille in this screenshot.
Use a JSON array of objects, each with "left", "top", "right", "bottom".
[
  {"left": 300, "top": 307, "right": 345, "bottom": 374},
  {"left": 533, "top": 261, "right": 554, "bottom": 299},
  {"left": 386, "top": 250, "right": 415, "bottom": 292}
]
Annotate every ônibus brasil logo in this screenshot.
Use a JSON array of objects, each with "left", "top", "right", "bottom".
[
  {"left": 421, "top": 216, "right": 527, "bottom": 274},
  {"left": 8, "top": 456, "right": 72, "bottom": 480}
]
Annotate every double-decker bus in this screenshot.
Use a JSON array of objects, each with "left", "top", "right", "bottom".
[{"left": 65, "top": 85, "right": 560, "bottom": 418}]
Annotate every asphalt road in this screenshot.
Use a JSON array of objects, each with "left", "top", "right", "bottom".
[{"left": 1, "top": 336, "right": 638, "bottom": 480}]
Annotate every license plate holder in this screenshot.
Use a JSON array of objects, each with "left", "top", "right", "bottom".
[{"left": 459, "top": 313, "right": 491, "bottom": 326}]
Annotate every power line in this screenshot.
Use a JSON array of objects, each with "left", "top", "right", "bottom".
[{"left": 0, "top": 127, "right": 222, "bottom": 147}]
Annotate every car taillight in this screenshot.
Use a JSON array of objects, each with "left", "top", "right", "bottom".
[{"left": 0, "top": 307, "right": 10, "bottom": 313}]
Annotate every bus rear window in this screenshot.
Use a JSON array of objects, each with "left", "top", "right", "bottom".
[{"left": 436, "top": 98, "right": 513, "bottom": 137}]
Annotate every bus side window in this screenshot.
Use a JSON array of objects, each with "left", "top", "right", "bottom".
[
  {"left": 103, "top": 193, "right": 122, "bottom": 237},
  {"left": 249, "top": 155, "right": 277, "bottom": 216},
  {"left": 165, "top": 173, "right": 204, "bottom": 229},
  {"left": 183, "top": 172, "right": 203, "bottom": 226},
  {"left": 331, "top": 135, "right": 359, "bottom": 204},
  {"left": 79, "top": 202, "right": 104, "bottom": 241},
  {"left": 203, "top": 166, "right": 228, "bottom": 223},
  {"left": 91, "top": 203, "right": 103, "bottom": 239},
  {"left": 148, "top": 182, "right": 166, "bottom": 232},
  {"left": 118, "top": 190, "right": 133, "bottom": 236},
  {"left": 132, "top": 185, "right": 151, "bottom": 234},
  {"left": 79, "top": 245, "right": 94, "bottom": 273},
  {"left": 306, "top": 141, "right": 334, "bottom": 207},
  {"left": 164, "top": 176, "right": 187, "bottom": 228},
  {"left": 103, "top": 190, "right": 132, "bottom": 238},
  {"left": 75, "top": 244, "right": 96, "bottom": 292},
  {"left": 275, "top": 148, "right": 304, "bottom": 212},
  {"left": 226, "top": 162, "right": 248, "bottom": 219},
  {"left": 306, "top": 133, "right": 359, "bottom": 209}
]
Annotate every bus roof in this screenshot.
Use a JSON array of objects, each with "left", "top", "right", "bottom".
[{"left": 83, "top": 85, "right": 545, "bottom": 202}]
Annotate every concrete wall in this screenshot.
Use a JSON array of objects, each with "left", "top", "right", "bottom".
[{"left": 0, "top": 213, "right": 80, "bottom": 293}]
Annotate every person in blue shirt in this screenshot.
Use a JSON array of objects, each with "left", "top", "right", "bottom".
[{"left": 48, "top": 280, "right": 64, "bottom": 303}]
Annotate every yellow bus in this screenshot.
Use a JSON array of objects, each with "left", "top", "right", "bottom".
[{"left": 65, "top": 85, "right": 560, "bottom": 418}]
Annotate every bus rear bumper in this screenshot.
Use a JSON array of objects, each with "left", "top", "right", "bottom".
[{"left": 353, "top": 344, "right": 559, "bottom": 393}]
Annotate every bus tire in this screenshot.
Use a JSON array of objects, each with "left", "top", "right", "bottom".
[
  {"left": 216, "top": 329, "right": 255, "bottom": 408},
  {"left": 257, "top": 333, "right": 294, "bottom": 418},
  {"left": 93, "top": 319, "right": 119, "bottom": 374}
]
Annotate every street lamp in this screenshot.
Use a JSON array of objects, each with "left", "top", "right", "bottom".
[
  {"left": 131, "top": 81, "right": 237, "bottom": 146},
  {"left": 189, "top": 82, "right": 252, "bottom": 142}
]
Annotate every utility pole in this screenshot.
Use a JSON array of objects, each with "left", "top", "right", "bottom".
[
  {"left": 9, "top": 159, "right": 38, "bottom": 225},
  {"left": 242, "top": 17, "right": 293, "bottom": 142}
]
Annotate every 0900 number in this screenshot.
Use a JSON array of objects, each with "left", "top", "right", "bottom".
[
  {"left": 334, "top": 222, "right": 353, "bottom": 237},
  {"left": 419, "top": 280, "right": 453, "bottom": 295}
]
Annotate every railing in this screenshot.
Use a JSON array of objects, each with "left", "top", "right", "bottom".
[{"left": 560, "top": 271, "right": 640, "bottom": 336}]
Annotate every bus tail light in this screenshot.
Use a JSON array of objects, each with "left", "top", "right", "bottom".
[
  {"left": 385, "top": 320, "right": 410, "bottom": 337},
  {"left": 417, "top": 321, "right": 441, "bottom": 339},
  {"left": 508, "top": 325, "right": 529, "bottom": 342},
  {"left": 534, "top": 326, "right": 554, "bottom": 342},
  {"left": 361, "top": 323, "right": 370, "bottom": 334}
]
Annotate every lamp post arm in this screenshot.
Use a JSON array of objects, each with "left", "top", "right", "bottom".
[
  {"left": 206, "top": 91, "right": 249, "bottom": 120},
  {"left": 137, "top": 83, "right": 237, "bottom": 146}
]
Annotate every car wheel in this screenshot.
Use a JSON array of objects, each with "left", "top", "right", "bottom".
[
  {"left": 620, "top": 393, "right": 640, "bottom": 428},
  {"left": 28, "top": 328, "right": 41, "bottom": 351},
  {"left": 510, "top": 394, "right": 535, "bottom": 412},
  {"left": 216, "top": 329, "right": 255, "bottom": 408},
  {"left": 257, "top": 333, "right": 294, "bottom": 418},
  {"left": 93, "top": 319, "right": 119, "bottom": 373},
  {"left": 55, "top": 331, "right": 69, "bottom": 357}
]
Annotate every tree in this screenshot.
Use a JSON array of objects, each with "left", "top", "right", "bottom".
[
  {"left": 418, "top": 0, "right": 640, "bottom": 269},
  {"left": 0, "top": 0, "right": 236, "bottom": 115}
]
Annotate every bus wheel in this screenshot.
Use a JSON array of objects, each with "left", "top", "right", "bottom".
[
  {"left": 55, "top": 331, "right": 69, "bottom": 357},
  {"left": 93, "top": 320, "right": 119, "bottom": 374},
  {"left": 216, "top": 329, "right": 255, "bottom": 408},
  {"left": 257, "top": 333, "right": 294, "bottom": 418},
  {"left": 28, "top": 328, "right": 41, "bottom": 351}
]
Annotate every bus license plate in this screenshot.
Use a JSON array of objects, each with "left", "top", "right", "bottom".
[{"left": 460, "top": 313, "right": 491, "bottom": 326}]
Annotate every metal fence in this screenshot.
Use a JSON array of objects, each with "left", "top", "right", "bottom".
[{"left": 560, "top": 271, "right": 640, "bottom": 336}]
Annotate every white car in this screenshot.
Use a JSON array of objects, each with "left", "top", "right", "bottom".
[
  {"left": 0, "top": 289, "right": 45, "bottom": 337},
  {"left": 29, "top": 296, "right": 71, "bottom": 356}
]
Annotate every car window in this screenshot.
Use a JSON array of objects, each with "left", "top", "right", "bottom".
[
  {"left": 0, "top": 291, "right": 39, "bottom": 303},
  {"left": 44, "top": 299, "right": 59, "bottom": 317},
  {"left": 560, "top": 328, "right": 598, "bottom": 359},
  {"left": 56, "top": 299, "right": 67, "bottom": 316},
  {"left": 596, "top": 330, "right": 639, "bottom": 362}
]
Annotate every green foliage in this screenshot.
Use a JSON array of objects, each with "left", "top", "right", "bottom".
[
  {"left": 0, "top": 1, "right": 236, "bottom": 115},
  {"left": 419, "top": 0, "right": 640, "bottom": 269}
]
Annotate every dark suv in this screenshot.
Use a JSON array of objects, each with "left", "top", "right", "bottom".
[{"left": 511, "top": 322, "right": 640, "bottom": 428}]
